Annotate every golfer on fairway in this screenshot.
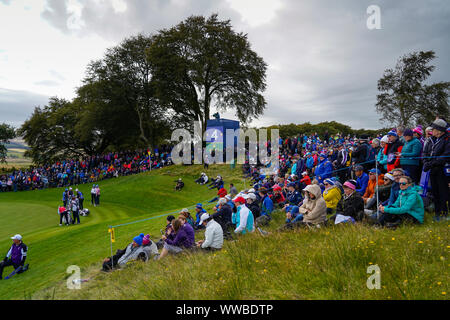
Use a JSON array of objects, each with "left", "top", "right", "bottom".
[{"left": 0, "top": 234, "right": 28, "bottom": 280}]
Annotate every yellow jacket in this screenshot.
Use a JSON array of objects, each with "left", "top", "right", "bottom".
[{"left": 323, "top": 186, "right": 342, "bottom": 210}]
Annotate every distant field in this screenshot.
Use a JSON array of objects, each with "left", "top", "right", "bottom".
[{"left": 1, "top": 142, "right": 33, "bottom": 170}]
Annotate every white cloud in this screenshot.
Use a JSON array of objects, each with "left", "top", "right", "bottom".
[{"left": 226, "top": 0, "right": 283, "bottom": 27}]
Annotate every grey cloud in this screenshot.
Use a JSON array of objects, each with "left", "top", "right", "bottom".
[
  {"left": 0, "top": 88, "right": 50, "bottom": 128},
  {"left": 243, "top": 0, "right": 450, "bottom": 129},
  {"left": 41, "top": 0, "right": 242, "bottom": 41},
  {"left": 41, "top": 0, "right": 72, "bottom": 33},
  {"left": 38, "top": 0, "right": 450, "bottom": 130}
]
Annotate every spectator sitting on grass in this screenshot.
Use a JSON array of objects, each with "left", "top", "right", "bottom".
[
  {"left": 195, "top": 213, "right": 223, "bottom": 251},
  {"left": 158, "top": 218, "right": 195, "bottom": 260},
  {"left": 156, "top": 215, "right": 176, "bottom": 249},
  {"left": 255, "top": 187, "right": 273, "bottom": 227},
  {"left": 330, "top": 180, "right": 365, "bottom": 223},
  {"left": 293, "top": 184, "right": 327, "bottom": 228},
  {"left": 378, "top": 176, "right": 424, "bottom": 227},
  {"left": 232, "top": 196, "right": 255, "bottom": 235},
  {"left": 322, "top": 179, "right": 342, "bottom": 215},
  {"left": 179, "top": 209, "right": 195, "bottom": 229}
]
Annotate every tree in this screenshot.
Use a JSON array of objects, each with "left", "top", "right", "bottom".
[
  {"left": 0, "top": 123, "right": 16, "bottom": 163},
  {"left": 79, "top": 34, "right": 172, "bottom": 149},
  {"left": 148, "top": 14, "right": 267, "bottom": 133},
  {"left": 376, "top": 51, "right": 450, "bottom": 127},
  {"left": 19, "top": 97, "right": 85, "bottom": 164}
]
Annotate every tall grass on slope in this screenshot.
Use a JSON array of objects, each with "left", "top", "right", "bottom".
[{"left": 36, "top": 211, "right": 449, "bottom": 300}]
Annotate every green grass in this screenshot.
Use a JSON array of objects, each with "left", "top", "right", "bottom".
[
  {"left": 0, "top": 164, "right": 448, "bottom": 300},
  {"left": 0, "top": 164, "right": 244, "bottom": 299}
]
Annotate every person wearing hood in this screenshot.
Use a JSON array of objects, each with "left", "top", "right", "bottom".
[
  {"left": 323, "top": 179, "right": 342, "bottom": 215},
  {"left": 293, "top": 184, "right": 327, "bottom": 226},
  {"left": 422, "top": 118, "right": 450, "bottom": 221},
  {"left": 378, "top": 176, "right": 424, "bottom": 226},
  {"left": 399, "top": 128, "right": 423, "bottom": 184},
  {"left": 315, "top": 154, "right": 333, "bottom": 184}
]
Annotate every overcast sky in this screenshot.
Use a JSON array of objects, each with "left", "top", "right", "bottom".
[{"left": 1, "top": 0, "right": 449, "bottom": 129}]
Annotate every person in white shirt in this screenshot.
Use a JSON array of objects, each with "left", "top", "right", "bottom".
[
  {"left": 196, "top": 213, "right": 223, "bottom": 251},
  {"left": 90, "top": 185, "right": 96, "bottom": 206}
]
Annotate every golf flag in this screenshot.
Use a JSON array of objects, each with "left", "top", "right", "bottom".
[{"left": 108, "top": 228, "right": 116, "bottom": 243}]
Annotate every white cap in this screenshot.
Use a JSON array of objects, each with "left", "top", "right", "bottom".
[
  {"left": 248, "top": 188, "right": 255, "bottom": 193},
  {"left": 199, "top": 213, "right": 210, "bottom": 224},
  {"left": 11, "top": 234, "right": 22, "bottom": 241},
  {"left": 302, "top": 172, "right": 307, "bottom": 176},
  {"left": 381, "top": 135, "right": 389, "bottom": 143},
  {"left": 247, "top": 193, "right": 256, "bottom": 201}
]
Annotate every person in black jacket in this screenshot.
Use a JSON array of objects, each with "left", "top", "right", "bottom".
[
  {"left": 422, "top": 119, "right": 450, "bottom": 221},
  {"left": 212, "top": 198, "right": 233, "bottom": 238},
  {"left": 0, "top": 234, "right": 28, "bottom": 280},
  {"left": 352, "top": 136, "right": 371, "bottom": 170},
  {"left": 245, "top": 193, "right": 261, "bottom": 218},
  {"left": 330, "top": 180, "right": 365, "bottom": 223}
]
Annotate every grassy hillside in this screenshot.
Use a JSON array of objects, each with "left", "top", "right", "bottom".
[
  {"left": 36, "top": 211, "right": 449, "bottom": 300},
  {"left": 0, "top": 164, "right": 244, "bottom": 299},
  {"left": 0, "top": 164, "right": 448, "bottom": 300}
]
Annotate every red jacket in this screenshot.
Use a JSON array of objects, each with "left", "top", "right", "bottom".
[
  {"left": 217, "top": 188, "right": 228, "bottom": 198},
  {"left": 300, "top": 175, "right": 311, "bottom": 185}
]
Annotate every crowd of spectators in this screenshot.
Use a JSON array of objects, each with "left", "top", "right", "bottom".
[{"left": 0, "top": 146, "right": 173, "bottom": 193}]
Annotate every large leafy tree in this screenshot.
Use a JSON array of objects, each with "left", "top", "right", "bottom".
[
  {"left": 19, "top": 97, "right": 86, "bottom": 164},
  {"left": 80, "top": 34, "right": 172, "bottom": 149},
  {"left": 148, "top": 14, "right": 267, "bottom": 133},
  {"left": 0, "top": 123, "right": 16, "bottom": 163},
  {"left": 376, "top": 51, "right": 450, "bottom": 127}
]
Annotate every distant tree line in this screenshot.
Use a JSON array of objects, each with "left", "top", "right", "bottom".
[{"left": 264, "top": 121, "right": 388, "bottom": 140}]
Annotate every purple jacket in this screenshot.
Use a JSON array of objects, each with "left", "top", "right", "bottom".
[
  {"left": 166, "top": 223, "right": 195, "bottom": 248},
  {"left": 7, "top": 242, "right": 28, "bottom": 265}
]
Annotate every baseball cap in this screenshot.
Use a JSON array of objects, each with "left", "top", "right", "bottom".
[
  {"left": 233, "top": 196, "right": 246, "bottom": 204},
  {"left": 11, "top": 234, "right": 22, "bottom": 241},
  {"left": 199, "top": 213, "right": 210, "bottom": 224}
]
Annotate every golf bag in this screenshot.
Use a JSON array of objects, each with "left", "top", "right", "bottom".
[
  {"left": 80, "top": 208, "right": 90, "bottom": 217},
  {"left": 63, "top": 211, "right": 73, "bottom": 225}
]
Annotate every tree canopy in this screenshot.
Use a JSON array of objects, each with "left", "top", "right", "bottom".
[
  {"left": 376, "top": 51, "right": 450, "bottom": 127},
  {"left": 148, "top": 14, "right": 267, "bottom": 132},
  {"left": 0, "top": 123, "right": 16, "bottom": 163}
]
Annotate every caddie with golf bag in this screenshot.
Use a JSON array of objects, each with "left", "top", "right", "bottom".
[{"left": 0, "top": 234, "right": 29, "bottom": 280}]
